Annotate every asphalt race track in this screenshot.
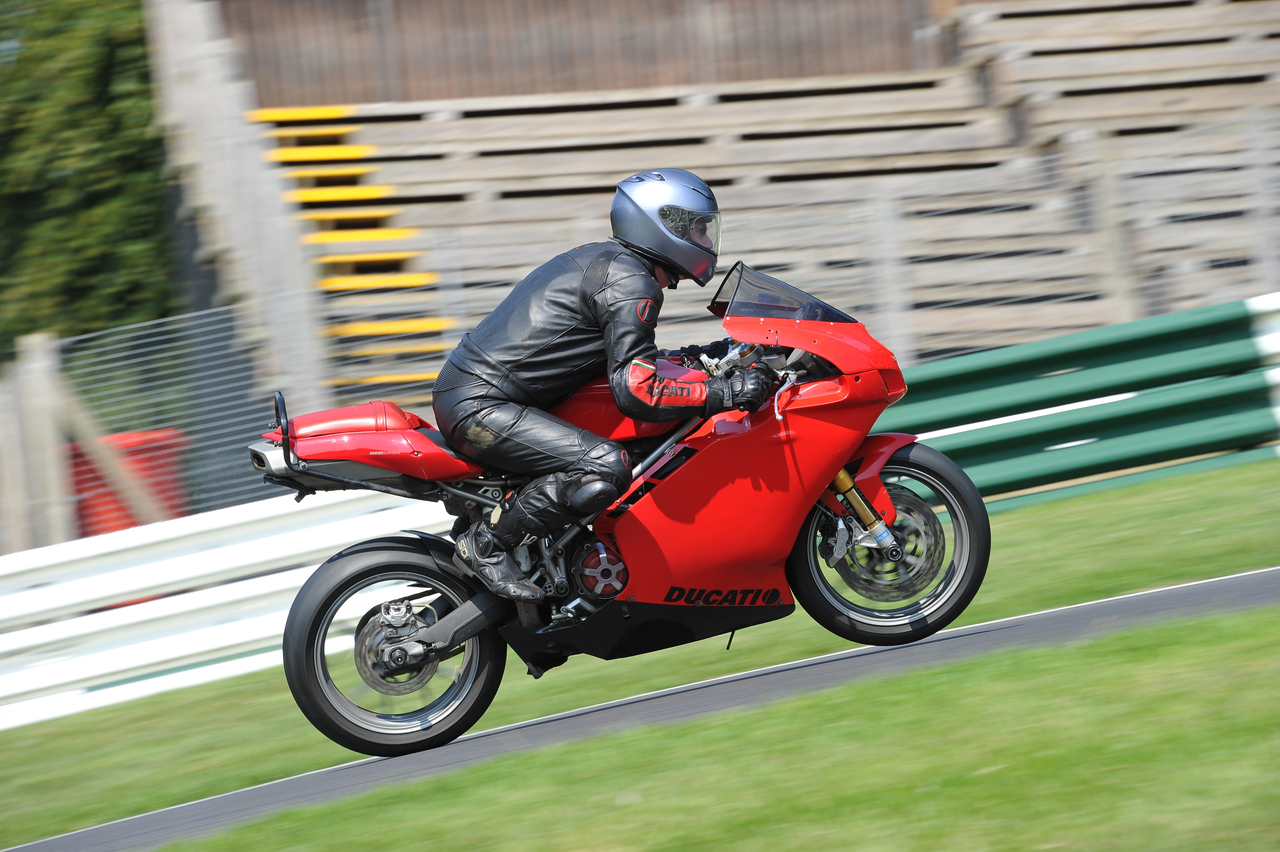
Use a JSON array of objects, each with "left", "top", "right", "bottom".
[{"left": 12, "top": 566, "right": 1280, "bottom": 852}]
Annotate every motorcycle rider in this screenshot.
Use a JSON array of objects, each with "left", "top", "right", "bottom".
[{"left": 433, "top": 169, "right": 772, "bottom": 602}]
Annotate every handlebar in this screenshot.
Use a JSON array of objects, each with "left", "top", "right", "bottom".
[{"left": 689, "top": 342, "right": 803, "bottom": 419}]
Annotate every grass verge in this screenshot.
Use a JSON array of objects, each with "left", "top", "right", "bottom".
[
  {"left": 166, "top": 604, "right": 1280, "bottom": 852},
  {"left": 1, "top": 458, "right": 1277, "bottom": 848}
]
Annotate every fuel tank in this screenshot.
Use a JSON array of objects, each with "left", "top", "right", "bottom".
[{"left": 549, "top": 361, "right": 692, "bottom": 441}]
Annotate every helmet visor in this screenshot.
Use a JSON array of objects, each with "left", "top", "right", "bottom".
[{"left": 659, "top": 206, "right": 720, "bottom": 255}]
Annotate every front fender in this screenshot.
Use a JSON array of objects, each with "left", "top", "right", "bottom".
[{"left": 849, "top": 433, "right": 917, "bottom": 526}]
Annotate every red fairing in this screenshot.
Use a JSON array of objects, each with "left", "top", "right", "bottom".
[
  {"left": 290, "top": 428, "right": 483, "bottom": 481},
  {"left": 549, "top": 361, "right": 691, "bottom": 441},
  {"left": 263, "top": 400, "right": 483, "bottom": 481},
  {"left": 595, "top": 363, "right": 898, "bottom": 606}
]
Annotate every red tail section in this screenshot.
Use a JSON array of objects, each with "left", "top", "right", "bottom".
[{"left": 264, "top": 401, "right": 484, "bottom": 481}]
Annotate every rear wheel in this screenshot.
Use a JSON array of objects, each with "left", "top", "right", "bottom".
[
  {"left": 786, "top": 443, "right": 989, "bottom": 645},
  {"left": 284, "top": 543, "right": 506, "bottom": 756}
]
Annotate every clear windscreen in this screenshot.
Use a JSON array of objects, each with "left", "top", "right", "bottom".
[{"left": 708, "top": 262, "right": 856, "bottom": 323}]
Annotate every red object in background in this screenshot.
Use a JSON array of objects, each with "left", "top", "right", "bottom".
[{"left": 71, "top": 428, "right": 189, "bottom": 537}]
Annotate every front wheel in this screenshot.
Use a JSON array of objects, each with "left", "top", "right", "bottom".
[
  {"left": 283, "top": 541, "right": 506, "bottom": 756},
  {"left": 786, "top": 442, "right": 990, "bottom": 646}
]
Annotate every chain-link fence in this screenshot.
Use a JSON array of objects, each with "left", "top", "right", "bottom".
[{"left": 55, "top": 308, "right": 267, "bottom": 530}]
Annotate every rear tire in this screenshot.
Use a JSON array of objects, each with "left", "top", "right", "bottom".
[
  {"left": 283, "top": 539, "right": 506, "bottom": 756},
  {"left": 786, "top": 443, "right": 989, "bottom": 646}
]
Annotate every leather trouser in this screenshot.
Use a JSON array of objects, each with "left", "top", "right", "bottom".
[{"left": 433, "top": 378, "right": 632, "bottom": 549}]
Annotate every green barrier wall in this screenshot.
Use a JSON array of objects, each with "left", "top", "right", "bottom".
[{"left": 875, "top": 293, "right": 1280, "bottom": 496}]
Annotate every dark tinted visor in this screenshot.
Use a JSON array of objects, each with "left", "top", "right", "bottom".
[{"left": 659, "top": 206, "right": 721, "bottom": 254}]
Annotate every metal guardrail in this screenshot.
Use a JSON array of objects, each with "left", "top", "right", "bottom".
[
  {"left": 883, "top": 291, "right": 1280, "bottom": 495},
  {"left": 0, "top": 490, "right": 451, "bottom": 730}
]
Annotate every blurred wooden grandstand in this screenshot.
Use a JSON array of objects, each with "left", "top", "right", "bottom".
[{"left": 205, "top": 0, "right": 1280, "bottom": 405}]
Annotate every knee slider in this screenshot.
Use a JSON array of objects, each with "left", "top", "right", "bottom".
[
  {"left": 566, "top": 441, "right": 630, "bottom": 513},
  {"left": 567, "top": 478, "right": 620, "bottom": 514},
  {"left": 580, "top": 441, "right": 633, "bottom": 492}
]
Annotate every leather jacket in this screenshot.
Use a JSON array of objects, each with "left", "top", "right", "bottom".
[{"left": 441, "top": 240, "right": 725, "bottom": 421}]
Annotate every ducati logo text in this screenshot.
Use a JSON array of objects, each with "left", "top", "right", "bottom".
[{"left": 664, "top": 586, "right": 781, "bottom": 606}]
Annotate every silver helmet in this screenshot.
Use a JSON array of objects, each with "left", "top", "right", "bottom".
[{"left": 611, "top": 169, "right": 721, "bottom": 286}]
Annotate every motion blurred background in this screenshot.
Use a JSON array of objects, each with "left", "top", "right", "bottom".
[
  {"left": 0, "top": 1, "right": 1278, "bottom": 848},
  {"left": 2, "top": 0, "right": 1278, "bottom": 545}
]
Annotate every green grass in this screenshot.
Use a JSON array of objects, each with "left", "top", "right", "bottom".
[
  {"left": 166, "top": 605, "right": 1280, "bottom": 852},
  {"left": 1, "top": 458, "right": 1277, "bottom": 848}
]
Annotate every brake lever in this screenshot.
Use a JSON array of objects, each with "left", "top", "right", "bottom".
[{"left": 773, "top": 371, "right": 798, "bottom": 421}]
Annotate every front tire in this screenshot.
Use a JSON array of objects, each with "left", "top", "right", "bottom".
[
  {"left": 786, "top": 443, "right": 990, "bottom": 646},
  {"left": 283, "top": 540, "right": 506, "bottom": 756}
]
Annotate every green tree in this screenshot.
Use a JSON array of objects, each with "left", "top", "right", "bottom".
[{"left": 0, "top": 0, "right": 170, "bottom": 359}]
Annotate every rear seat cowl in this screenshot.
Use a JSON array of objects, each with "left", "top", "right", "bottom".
[{"left": 288, "top": 400, "right": 427, "bottom": 438}]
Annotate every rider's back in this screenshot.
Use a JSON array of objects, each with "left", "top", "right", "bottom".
[{"left": 447, "top": 241, "right": 661, "bottom": 409}]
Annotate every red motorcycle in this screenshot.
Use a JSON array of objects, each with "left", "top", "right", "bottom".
[{"left": 251, "top": 263, "right": 990, "bottom": 756}]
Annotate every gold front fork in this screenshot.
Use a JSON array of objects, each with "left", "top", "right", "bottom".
[{"left": 831, "top": 468, "right": 900, "bottom": 556}]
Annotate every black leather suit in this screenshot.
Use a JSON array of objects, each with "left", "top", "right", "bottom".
[{"left": 433, "top": 240, "right": 728, "bottom": 547}]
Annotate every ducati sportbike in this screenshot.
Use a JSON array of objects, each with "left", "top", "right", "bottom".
[{"left": 250, "top": 263, "right": 991, "bottom": 756}]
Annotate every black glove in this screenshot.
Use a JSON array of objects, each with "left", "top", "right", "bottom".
[
  {"left": 670, "top": 338, "right": 732, "bottom": 359},
  {"left": 708, "top": 367, "right": 771, "bottom": 413},
  {"left": 670, "top": 338, "right": 735, "bottom": 370},
  {"left": 699, "top": 338, "right": 734, "bottom": 359}
]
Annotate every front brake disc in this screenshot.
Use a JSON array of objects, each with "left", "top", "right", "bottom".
[{"left": 832, "top": 485, "right": 944, "bottom": 603}]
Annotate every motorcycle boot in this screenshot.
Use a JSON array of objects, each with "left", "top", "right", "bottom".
[{"left": 453, "top": 520, "right": 545, "bottom": 603}]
